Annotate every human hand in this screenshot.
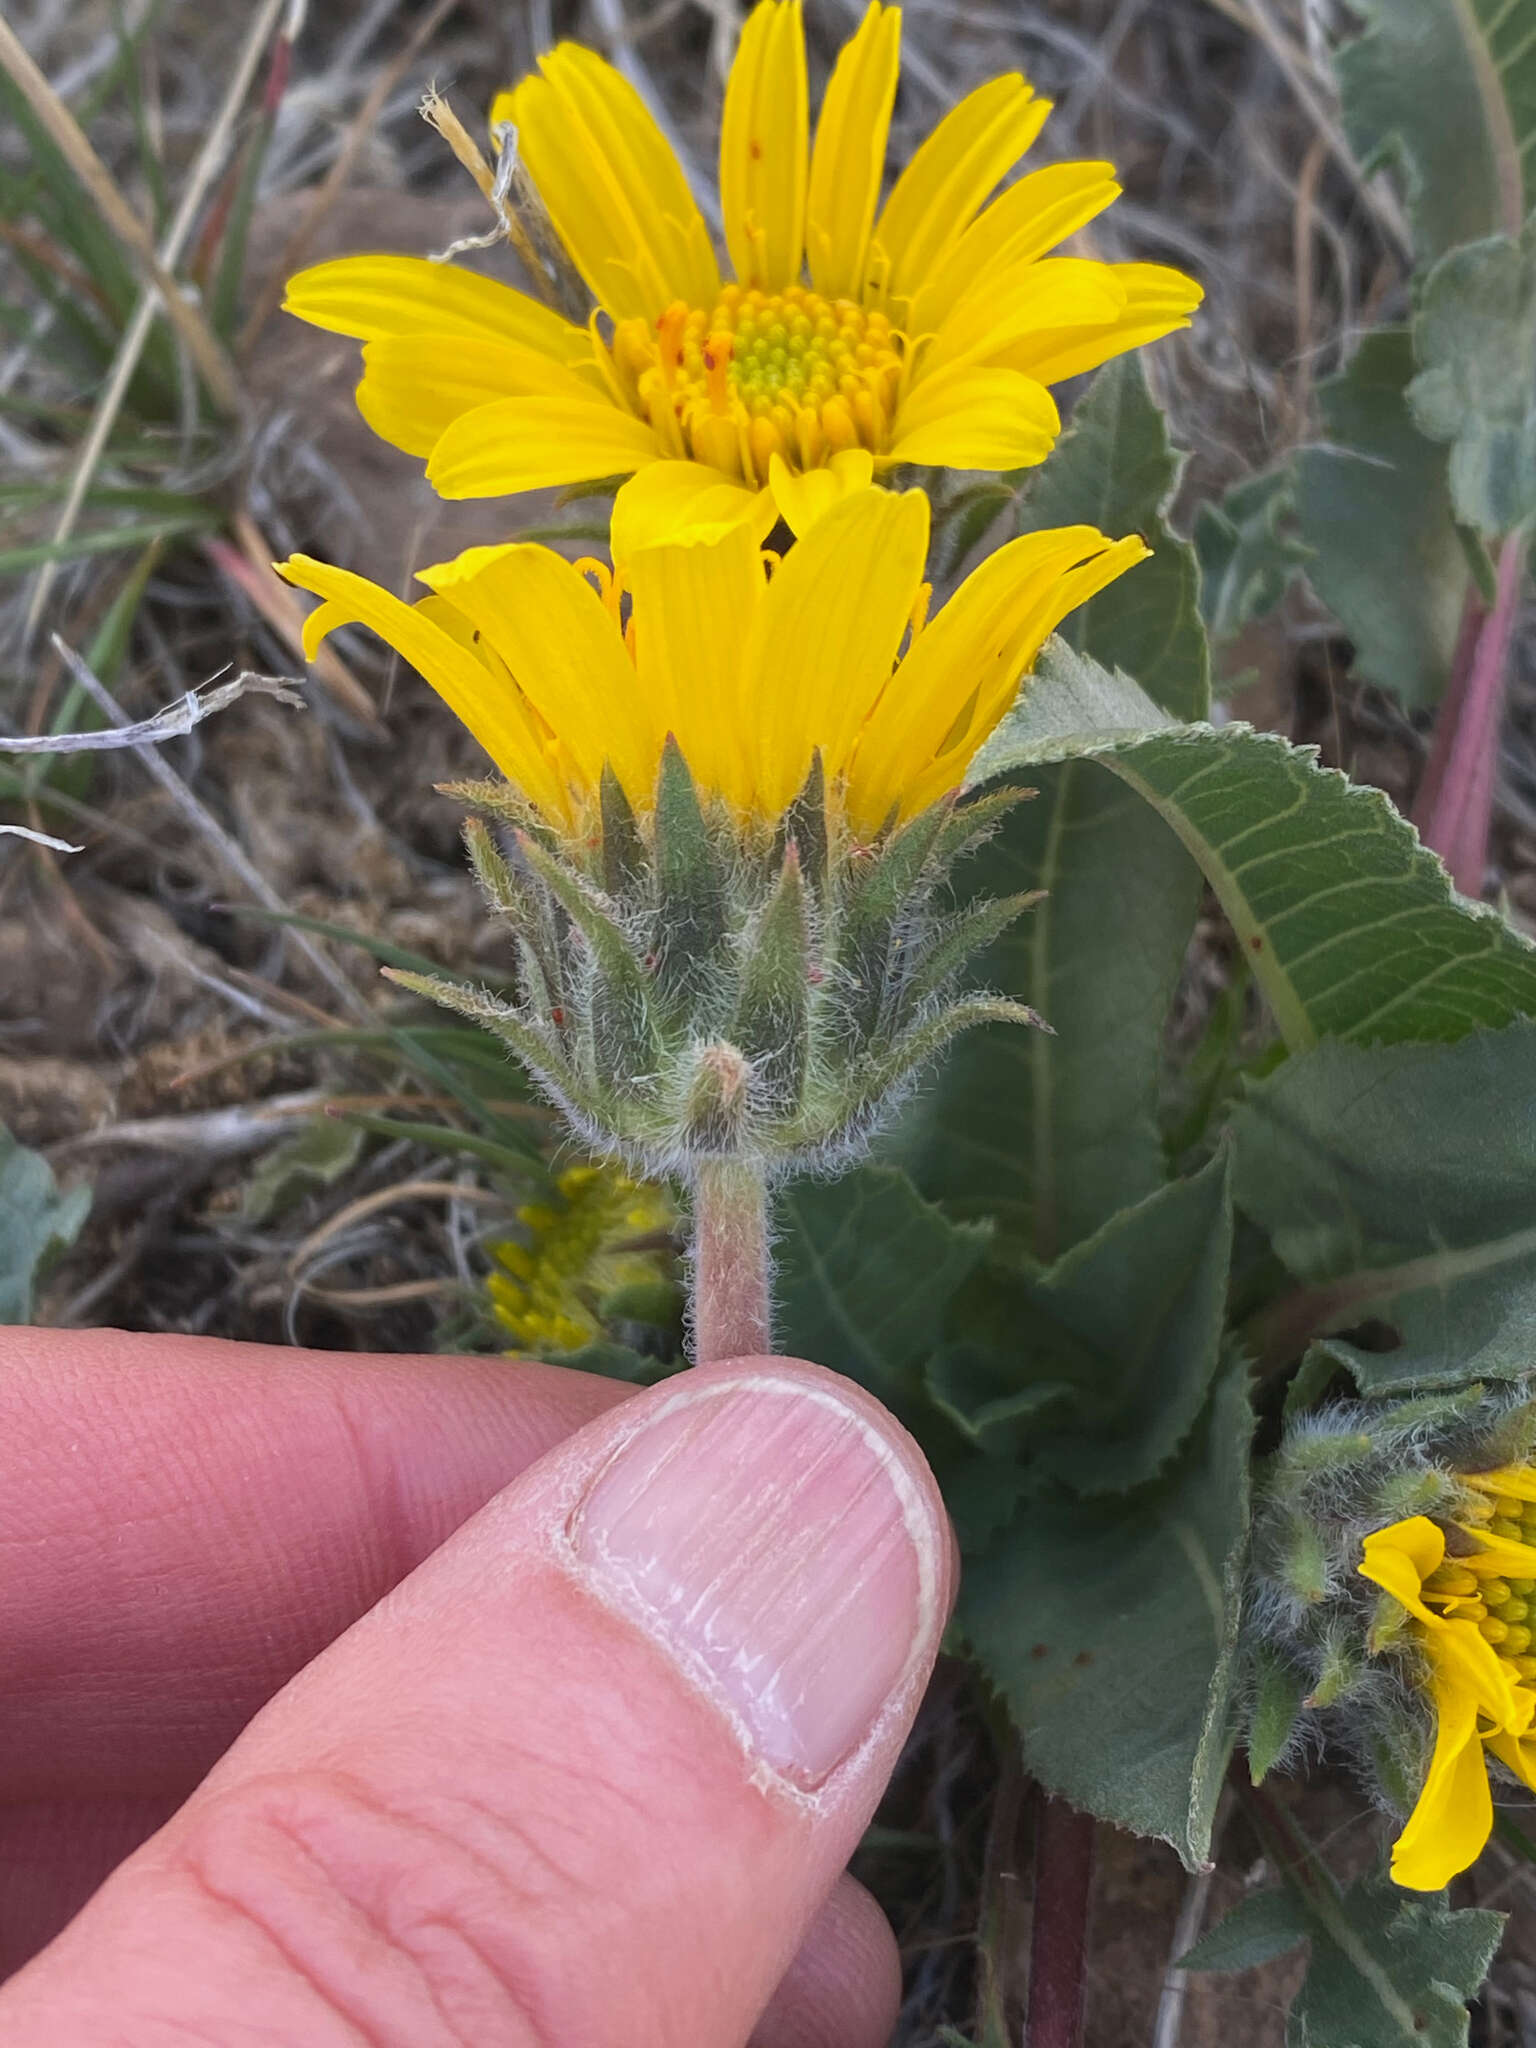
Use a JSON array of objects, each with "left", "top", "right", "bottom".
[{"left": 0, "top": 1327, "right": 952, "bottom": 2046}]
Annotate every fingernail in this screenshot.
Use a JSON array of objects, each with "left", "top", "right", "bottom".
[{"left": 569, "top": 1374, "right": 942, "bottom": 1788}]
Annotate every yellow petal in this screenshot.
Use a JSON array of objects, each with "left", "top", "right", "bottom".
[
  {"left": 767, "top": 447, "right": 875, "bottom": 535},
  {"left": 1488, "top": 1727, "right": 1536, "bottom": 1793},
  {"left": 905, "top": 161, "right": 1122, "bottom": 335},
  {"left": 872, "top": 74, "right": 1050, "bottom": 311},
  {"left": 806, "top": 2, "right": 901, "bottom": 299},
  {"left": 612, "top": 462, "right": 774, "bottom": 559},
  {"left": 1361, "top": 1521, "right": 1525, "bottom": 1728},
  {"left": 354, "top": 335, "right": 605, "bottom": 458},
  {"left": 275, "top": 554, "right": 571, "bottom": 820},
  {"left": 283, "top": 254, "right": 591, "bottom": 361},
  {"left": 510, "top": 44, "right": 720, "bottom": 320},
  {"left": 426, "top": 394, "right": 662, "bottom": 497},
  {"left": 1359, "top": 1517, "right": 1448, "bottom": 1623},
  {"left": 623, "top": 524, "right": 764, "bottom": 809},
  {"left": 885, "top": 366, "right": 1060, "bottom": 470},
  {"left": 1466, "top": 1466, "right": 1536, "bottom": 1503},
  {"left": 740, "top": 485, "right": 929, "bottom": 814},
  {"left": 417, "top": 544, "right": 656, "bottom": 810},
  {"left": 994, "top": 260, "right": 1203, "bottom": 384},
  {"left": 900, "top": 533, "right": 1148, "bottom": 817},
  {"left": 1390, "top": 1647, "right": 1491, "bottom": 1891},
  {"left": 720, "top": 0, "right": 809, "bottom": 290},
  {"left": 847, "top": 526, "right": 1144, "bottom": 829},
  {"left": 1460, "top": 1526, "right": 1536, "bottom": 1578},
  {"left": 922, "top": 256, "right": 1127, "bottom": 377}
]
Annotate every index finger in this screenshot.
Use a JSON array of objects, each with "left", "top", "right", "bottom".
[{"left": 0, "top": 1327, "right": 631, "bottom": 1801}]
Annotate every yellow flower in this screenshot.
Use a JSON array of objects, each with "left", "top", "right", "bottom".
[
  {"left": 491, "top": 1162, "right": 674, "bottom": 1353},
  {"left": 277, "top": 485, "right": 1145, "bottom": 837},
  {"left": 282, "top": 0, "right": 1201, "bottom": 544},
  {"left": 1358, "top": 1469, "right": 1536, "bottom": 1889}
]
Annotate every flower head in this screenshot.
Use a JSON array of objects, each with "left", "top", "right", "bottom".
[
  {"left": 278, "top": 484, "right": 1144, "bottom": 839},
  {"left": 278, "top": 489, "right": 1140, "bottom": 1180},
  {"left": 489, "top": 1162, "right": 675, "bottom": 1355},
  {"left": 1359, "top": 1472, "right": 1536, "bottom": 1890},
  {"left": 282, "top": 0, "right": 1201, "bottom": 542}
]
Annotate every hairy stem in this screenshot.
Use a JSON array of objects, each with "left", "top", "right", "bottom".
[
  {"left": 1024, "top": 1794, "right": 1096, "bottom": 2048},
  {"left": 690, "top": 1157, "right": 772, "bottom": 1365},
  {"left": 1414, "top": 533, "right": 1527, "bottom": 895}
]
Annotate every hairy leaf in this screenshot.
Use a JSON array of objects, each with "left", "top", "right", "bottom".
[
  {"left": 774, "top": 1166, "right": 990, "bottom": 1418},
  {"left": 930, "top": 1152, "right": 1234, "bottom": 1494},
  {"left": 895, "top": 760, "right": 1201, "bottom": 1259},
  {"left": 960, "top": 1356, "right": 1253, "bottom": 1868},
  {"left": 1295, "top": 329, "right": 1471, "bottom": 707},
  {"left": 1286, "top": 1877, "right": 1501, "bottom": 2048},
  {"left": 0, "top": 1125, "right": 90, "bottom": 1322},
  {"left": 1231, "top": 1023, "right": 1536, "bottom": 1392},
  {"left": 1018, "top": 356, "right": 1209, "bottom": 720},
  {"left": 1195, "top": 469, "right": 1308, "bottom": 641},
  {"left": 1178, "top": 1887, "right": 1308, "bottom": 1972},
  {"left": 1409, "top": 222, "right": 1536, "bottom": 537},
  {"left": 1335, "top": 0, "right": 1536, "bottom": 261},
  {"left": 972, "top": 643, "right": 1536, "bottom": 1052}
]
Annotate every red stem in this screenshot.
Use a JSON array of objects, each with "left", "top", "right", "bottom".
[
  {"left": 1414, "top": 534, "right": 1527, "bottom": 895},
  {"left": 1024, "top": 1795, "right": 1096, "bottom": 2048}
]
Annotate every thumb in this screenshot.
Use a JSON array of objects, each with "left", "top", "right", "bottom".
[{"left": 2, "top": 1357, "right": 952, "bottom": 2047}]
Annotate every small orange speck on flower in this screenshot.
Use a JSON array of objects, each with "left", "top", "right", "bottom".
[{"left": 703, "top": 330, "right": 735, "bottom": 414}]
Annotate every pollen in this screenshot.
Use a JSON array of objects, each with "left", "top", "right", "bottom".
[{"left": 613, "top": 282, "right": 905, "bottom": 486}]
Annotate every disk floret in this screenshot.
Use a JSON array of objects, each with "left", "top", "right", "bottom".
[{"left": 388, "top": 743, "right": 1039, "bottom": 1182}]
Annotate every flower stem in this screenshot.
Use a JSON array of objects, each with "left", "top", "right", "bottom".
[
  {"left": 690, "top": 1157, "right": 772, "bottom": 1365},
  {"left": 1024, "top": 1794, "right": 1096, "bottom": 2048},
  {"left": 1413, "top": 532, "right": 1527, "bottom": 896}
]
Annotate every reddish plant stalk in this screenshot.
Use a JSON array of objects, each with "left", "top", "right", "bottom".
[
  {"left": 1414, "top": 534, "right": 1527, "bottom": 895},
  {"left": 1024, "top": 1794, "right": 1096, "bottom": 2048},
  {"left": 690, "top": 1158, "right": 772, "bottom": 1365}
]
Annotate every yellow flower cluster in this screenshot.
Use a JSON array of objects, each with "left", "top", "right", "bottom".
[
  {"left": 274, "top": 3, "right": 1200, "bottom": 1346},
  {"left": 1359, "top": 1467, "right": 1536, "bottom": 1890},
  {"left": 490, "top": 1164, "right": 674, "bottom": 1355}
]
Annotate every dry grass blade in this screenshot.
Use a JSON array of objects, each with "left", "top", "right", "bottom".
[
  {"left": 51, "top": 639, "right": 372, "bottom": 1022},
  {"left": 0, "top": 822, "right": 82, "bottom": 851},
  {"left": 7, "top": 651, "right": 303, "bottom": 754},
  {"left": 206, "top": 512, "right": 384, "bottom": 732},
  {"left": 19, "top": 0, "right": 289, "bottom": 651},
  {"left": 236, "top": 0, "right": 461, "bottom": 353},
  {"left": 0, "top": 14, "right": 240, "bottom": 412}
]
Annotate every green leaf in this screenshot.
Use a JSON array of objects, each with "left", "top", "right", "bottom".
[
  {"left": 1017, "top": 356, "right": 1210, "bottom": 720},
  {"left": 1335, "top": 0, "right": 1536, "bottom": 262},
  {"left": 972, "top": 642, "right": 1536, "bottom": 1052},
  {"left": 895, "top": 758, "right": 1202, "bottom": 1259},
  {"left": 1409, "top": 222, "right": 1536, "bottom": 537},
  {"left": 774, "top": 1165, "right": 990, "bottom": 1418},
  {"left": 1294, "top": 329, "right": 1471, "bottom": 708},
  {"left": 239, "top": 1116, "right": 365, "bottom": 1226},
  {"left": 960, "top": 1356, "right": 1253, "bottom": 1868},
  {"left": 1194, "top": 468, "right": 1307, "bottom": 642},
  {"left": 0, "top": 1124, "right": 90, "bottom": 1322},
  {"left": 1177, "top": 1887, "right": 1309, "bottom": 1972},
  {"left": 1232, "top": 1023, "right": 1536, "bottom": 1393},
  {"left": 931, "top": 1152, "right": 1234, "bottom": 1495},
  {"left": 1287, "top": 1873, "right": 1500, "bottom": 2048}
]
